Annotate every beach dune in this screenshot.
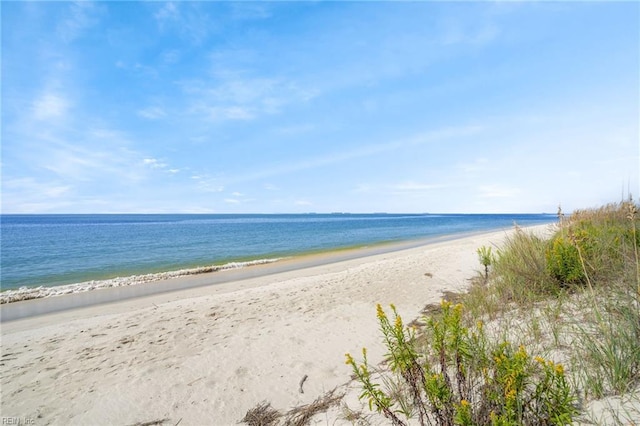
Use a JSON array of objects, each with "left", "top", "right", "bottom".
[{"left": 0, "top": 226, "right": 547, "bottom": 425}]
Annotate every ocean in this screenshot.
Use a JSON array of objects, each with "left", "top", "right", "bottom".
[{"left": 0, "top": 213, "right": 556, "bottom": 292}]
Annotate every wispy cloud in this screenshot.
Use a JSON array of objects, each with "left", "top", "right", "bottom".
[
  {"left": 138, "top": 106, "right": 167, "bottom": 120},
  {"left": 142, "top": 158, "right": 167, "bottom": 169},
  {"left": 230, "top": 3, "right": 273, "bottom": 20},
  {"left": 478, "top": 184, "right": 521, "bottom": 199},
  {"left": 56, "top": 1, "right": 103, "bottom": 42},
  {"left": 353, "top": 181, "right": 447, "bottom": 197},
  {"left": 390, "top": 182, "right": 447, "bottom": 192},
  {"left": 2, "top": 177, "right": 74, "bottom": 213},
  {"left": 154, "top": 2, "right": 215, "bottom": 44},
  {"left": 179, "top": 72, "right": 319, "bottom": 123},
  {"left": 223, "top": 125, "right": 484, "bottom": 184},
  {"left": 32, "top": 93, "right": 70, "bottom": 120},
  {"left": 191, "top": 174, "right": 224, "bottom": 193},
  {"left": 440, "top": 22, "right": 500, "bottom": 46},
  {"left": 458, "top": 157, "right": 491, "bottom": 174}
]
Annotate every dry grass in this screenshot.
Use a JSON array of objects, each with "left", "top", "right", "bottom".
[
  {"left": 128, "top": 420, "right": 171, "bottom": 426},
  {"left": 240, "top": 402, "right": 282, "bottom": 426},
  {"left": 241, "top": 389, "right": 344, "bottom": 426},
  {"left": 284, "top": 388, "right": 344, "bottom": 426}
]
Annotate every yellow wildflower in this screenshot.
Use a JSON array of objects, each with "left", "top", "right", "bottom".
[
  {"left": 345, "top": 353, "right": 354, "bottom": 365},
  {"left": 394, "top": 314, "right": 403, "bottom": 331},
  {"left": 376, "top": 304, "right": 385, "bottom": 320}
]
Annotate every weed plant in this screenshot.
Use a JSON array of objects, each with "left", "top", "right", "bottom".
[{"left": 346, "top": 303, "right": 576, "bottom": 426}]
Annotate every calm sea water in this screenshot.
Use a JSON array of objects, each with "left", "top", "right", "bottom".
[{"left": 0, "top": 214, "right": 555, "bottom": 291}]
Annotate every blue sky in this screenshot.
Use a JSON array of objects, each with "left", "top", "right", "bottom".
[{"left": 2, "top": 1, "right": 638, "bottom": 214}]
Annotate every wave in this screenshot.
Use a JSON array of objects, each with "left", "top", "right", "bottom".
[{"left": 0, "top": 258, "right": 285, "bottom": 304}]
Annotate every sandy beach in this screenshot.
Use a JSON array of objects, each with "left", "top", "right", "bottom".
[{"left": 1, "top": 226, "right": 551, "bottom": 425}]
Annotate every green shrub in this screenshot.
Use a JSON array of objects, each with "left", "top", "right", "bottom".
[
  {"left": 346, "top": 303, "right": 577, "bottom": 426},
  {"left": 544, "top": 202, "right": 640, "bottom": 289},
  {"left": 545, "top": 236, "right": 585, "bottom": 286}
]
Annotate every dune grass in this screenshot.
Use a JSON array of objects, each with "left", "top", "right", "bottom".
[
  {"left": 242, "top": 201, "right": 639, "bottom": 425},
  {"left": 345, "top": 200, "right": 640, "bottom": 425}
]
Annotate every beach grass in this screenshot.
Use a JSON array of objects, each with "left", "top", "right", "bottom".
[{"left": 246, "top": 200, "right": 639, "bottom": 425}]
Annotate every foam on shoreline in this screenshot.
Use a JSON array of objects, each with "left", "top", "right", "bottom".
[{"left": 0, "top": 258, "right": 285, "bottom": 304}]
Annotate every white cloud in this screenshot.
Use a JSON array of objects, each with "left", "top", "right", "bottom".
[
  {"left": 458, "top": 158, "right": 491, "bottom": 174},
  {"left": 191, "top": 174, "right": 224, "bottom": 192},
  {"left": 442, "top": 24, "right": 500, "bottom": 46},
  {"left": 1, "top": 177, "right": 75, "bottom": 213},
  {"left": 154, "top": 2, "right": 214, "bottom": 44},
  {"left": 138, "top": 107, "right": 167, "bottom": 120},
  {"left": 478, "top": 185, "right": 521, "bottom": 198},
  {"left": 4, "top": 177, "right": 70, "bottom": 198},
  {"left": 224, "top": 198, "right": 240, "bottom": 204},
  {"left": 32, "top": 93, "right": 70, "bottom": 120},
  {"left": 154, "top": 2, "right": 180, "bottom": 26},
  {"left": 390, "top": 182, "right": 446, "bottom": 191},
  {"left": 230, "top": 3, "right": 272, "bottom": 20},
  {"left": 56, "top": 2, "right": 102, "bottom": 42},
  {"left": 161, "top": 49, "right": 181, "bottom": 65},
  {"left": 143, "top": 158, "right": 167, "bottom": 169},
  {"left": 223, "top": 125, "right": 484, "bottom": 185},
  {"left": 209, "top": 106, "right": 254, "bottom": 121},
  {"left": 180, "top": 74, "right": 319, "bottom": 123}
]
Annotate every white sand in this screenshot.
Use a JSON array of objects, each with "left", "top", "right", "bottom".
[{"left": 1, "top": 226, "right": 551, "bottom": 425}]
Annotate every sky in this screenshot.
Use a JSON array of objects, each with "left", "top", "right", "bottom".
[{"left": 2, "top": 1, "right": 639, "bottom": 214}]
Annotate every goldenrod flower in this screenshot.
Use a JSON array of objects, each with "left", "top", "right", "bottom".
[
  {"left": 454, "top": 303, "right": 463, "bottom": 315},
  {"left": 345, "top": 353, "right": 354, "bottom": 365},
  {"left": 376, "top": 304, "right": 385, "bottom": 320},
  {"left": 534, "top": 356, "right": 545, "bottom": 364},
  {"left": 555, "top": 364, "right": 565, "bottom": 376},
  {"left": 394, "top": 314, "right": 403, "bottom": 331}
]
